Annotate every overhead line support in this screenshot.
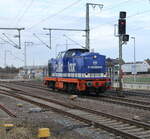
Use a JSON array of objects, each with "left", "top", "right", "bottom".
[
  {"left": 43, "top": 28, "right": 85, "bottom": 32},
  {"left": 0, "top": 28, "right": 25, "bottom": 49},
  {"left": 43, "top": 28, "right": 86, "bottom": 49},
  {"left": 85, "top": 3, "right": 103, "bottom": 51}
]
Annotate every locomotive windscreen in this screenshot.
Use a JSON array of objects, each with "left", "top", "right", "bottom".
[{"left": 64, "top": 49, "right": 89, "bottom": 57}]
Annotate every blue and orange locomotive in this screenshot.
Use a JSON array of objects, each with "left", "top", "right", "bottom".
[{"left": 44, "top": 48, "right": 111, "bottom": 95}]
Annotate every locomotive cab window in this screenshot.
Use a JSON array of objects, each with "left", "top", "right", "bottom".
[
  {"left": 64, "top": 49, "right": 89, "bottom": 57},
  {"left": 57, "top": 51, "right": 65, "bottom": 58},
  {"left": 65, "top": 51, "right": 76, "bottom": 57}
]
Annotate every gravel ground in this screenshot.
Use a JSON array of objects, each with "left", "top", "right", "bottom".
[
  {"left": 0, "top": 94, "right": 116, "bottom": 139},
  {"left": 3, "top": 82, "right": 150, "bottom": 123},
  {"left": 0, "top": 109, "right": 10, "bottom": 118},
  {"left": 124, "top": 95, "right": 150, "bottom": 102}
]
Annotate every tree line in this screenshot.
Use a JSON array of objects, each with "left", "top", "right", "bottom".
[{"left": 0, "top": 66, "right": 22, "bottom": 73}]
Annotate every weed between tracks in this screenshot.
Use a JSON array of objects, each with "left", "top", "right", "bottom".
[
  {"left": 0, "top": 119, "right": 53, "bottom": 139},
  {"left": 0, "top": 119, "right": 83, "bottom": 139}
]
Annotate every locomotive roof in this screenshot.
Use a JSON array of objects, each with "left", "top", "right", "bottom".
[{"left": 66, "top": 48, "right": 89, "bottom": 52}]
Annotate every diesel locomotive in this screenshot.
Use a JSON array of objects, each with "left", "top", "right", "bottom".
[{"left": 44, "top": 48, "right": 111, "bottom": 95}]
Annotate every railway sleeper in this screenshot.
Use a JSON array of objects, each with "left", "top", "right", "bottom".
[
  {"left": 107, "top": 122, "right": 123, "bottom": 127},
  {"left": 115, "top": 125, "right": 134, "bottom": 130},
  {"left": 105, "top": 122, "right": 123, "bottom": 126},
  {"left": 138, "top": 134, "right": 150, "bottom": 138},
  {"left": 127, "top": 128, "right": 145, "bottom": 133},
  {"left": 135, "top": 130, "right": 150, "bottom": 135},
  {"left": 124, "top": 127, "right": 143, "bottom": 132},
  {"left": 100, "top": 120, "right": 118, "bottom": 125}
]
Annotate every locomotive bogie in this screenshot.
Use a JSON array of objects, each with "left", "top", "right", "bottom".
[{"left": 44, "top": 77, "right": 110, "bottom": 94}]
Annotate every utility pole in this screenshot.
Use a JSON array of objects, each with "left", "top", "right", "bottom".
[
  {"left": 24, "top": 42, "right": 27, "bottom": 68},
  {"left": 118, "top": 36, "right": 123, "bottom": 90},
  {"left": 85, "top": 3, "right": 103, "bottom": 50},
  {"left": 66, "top": 40, "right": 68, "bottom": 50},
  {"left": 86, "top": 3, "right": 90, "bottom": 51},
  {"left": 49, "top": 29, "right": 51, "bottom": 49},
  {"left": 131, "top": 37, "right": 136, "bottom": 82},
  {"left": 18, "top": 29, "right": 21, "bottom": 48},
  {"left": 0, "top": 28, "right": 25, "bottom": 48},
  {"left": 0, "top": 42, "right": 5, "bottom": 57},
  {"left": 24, "top": 41, "right": 33, "bottom": 78},
  {"left": 4, "top": 50, "right": 11, "bottom": 67},
  {"left": 24, "top": 41, "right": 33, "bottom": 68}
]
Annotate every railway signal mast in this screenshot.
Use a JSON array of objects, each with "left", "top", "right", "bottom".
[{"left": 115, "top": 11, "right": 129, "bottom": 91}]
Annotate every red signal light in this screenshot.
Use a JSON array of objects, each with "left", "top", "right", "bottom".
[
  {"left": 121, "top": 21, "right": 125, "bottom": 25},
  {"left": 118, "top": 19, "right": 126, "bottom": 34}
]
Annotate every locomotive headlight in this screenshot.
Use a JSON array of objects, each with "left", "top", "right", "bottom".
[{"left": 93, "top": 55, "right": 97, "bottom": 59}]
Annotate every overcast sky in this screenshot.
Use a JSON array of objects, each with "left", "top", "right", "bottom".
[{"left": 0, "top": 0, "right": 150, "bottom": 67}]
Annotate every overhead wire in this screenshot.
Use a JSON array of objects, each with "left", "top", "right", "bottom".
[
  {"left": 13, "top": 0, "right": 30, "bottom": 26},
  {"left": 0, "top": 37, "right": 16, "bottom": 48},
  {"left": 16, "top": 0, "right": 35, "bottom": 26},
  {"left": 103, "top": 0, "right": 130, "bottom": 11},
  {"left": 22, "top": 0, "right": 130, "bottom": 37},
  {"left": 91, "top": 0, "right": 148, "bottom": 30},
  {"left": 15, "top": 0, "right": 150, "bottom": 41},
  {"left": 29, "top": 0, "right": 54, "bottom": 18},
  {"left": 26, "top": 0, "right": 83, "bottom": 30},
  {"left": 2, "top": 33, "right": 18, "bottom": 48},
  {"left": 91, "top": 12, "right": 150, "bottom": 31},
  {"left": 22, "top": 0, "right": 138, "bottom": 46}
]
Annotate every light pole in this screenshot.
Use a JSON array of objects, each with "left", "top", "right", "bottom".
[
  {"left": 4, "top": 50, "right": 11, "bottom": 67},
  {"left": 55, "top": 44, "right": 59, "bottom": 58},
  {"left": 131, "top": 37, "right": 136, "bottom": 82},
  {"left": 24, "top": 41, "right": 33, "bottom": 69}
]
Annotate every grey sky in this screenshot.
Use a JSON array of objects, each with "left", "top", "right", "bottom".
[{"left": 0, "top": 0, "right": 150, "bottom": 67}]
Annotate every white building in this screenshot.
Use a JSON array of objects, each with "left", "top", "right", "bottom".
[
  {"left": 122, "top": 60, "right": 150, "bottom": 74},
  {"left": 18, "top": 65, "right": 47, "bottom": 79}
]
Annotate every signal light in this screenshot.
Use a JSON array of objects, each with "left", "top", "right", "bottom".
[
  {"left": 118, "top": 19, "right": 126, "bottom": 35},
  {"left": 123, "top": 34, "right": 129, "bottom": 42},
  {"left": 120, "top": 11, "right": 126, "bottom": 19}
]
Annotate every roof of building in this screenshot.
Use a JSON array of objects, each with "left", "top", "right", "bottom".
[
  {"left": 23, "top": 65, "right": 47, "bottom": 70},
  {"left": 106, "top": 58, "right": 125, "bottom": 66},
  {"left": 145, "top": 59, "right": 150, "bottom": 65},
  {"left": 125, "top": 61, "right": 143, "bottom": 64}
]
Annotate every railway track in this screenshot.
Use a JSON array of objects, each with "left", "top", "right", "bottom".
[
  {"left": 108, "top": 89, "right": 150, "bottom": 98},
  {"left": 4, "top": 82, "right": 150, "bottom": 111},
  {"left": 0, "top": 89, "right": 150, "bottom": 138},
  {"left": 13, "top": 81, "right": 150, "bottom": 97},
  {"left": 98, "top": 96, "right": 150, "bottom": 111},
  {"left": 0, "top": 103, "right": 16, "bottom": 118}
]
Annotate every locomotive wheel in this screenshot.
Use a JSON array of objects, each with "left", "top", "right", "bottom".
[
  {"left": 47, "top": 81, "right": 55, "bottom": 90},
  {"left": 67, "top": 83, "right": 77, "bottom": 94}
]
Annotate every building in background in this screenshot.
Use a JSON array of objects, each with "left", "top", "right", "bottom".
[
  {"left": 122, "top": 59, "right": 150, "bottom": 74},
  {"left": 106, "top": 58, "right": 124, "bottom": 82},
  {"left": 18, "top": 65, "right": 48, "bottom": 79},
  {"left": 106, "top": 58, "right": 150, "bottom": 84}
]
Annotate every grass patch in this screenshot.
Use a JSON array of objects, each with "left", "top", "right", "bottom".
[{"left": 123, "top": 76, "right": 150, "bottom": 84}]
